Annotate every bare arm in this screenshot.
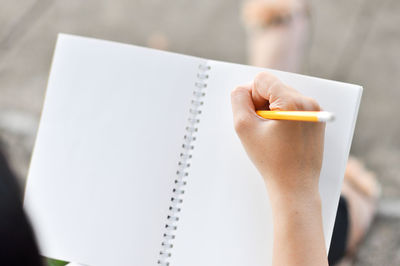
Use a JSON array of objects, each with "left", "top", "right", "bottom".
[{"left": 231, "top": 72, "right": 328, "bottom": 266}]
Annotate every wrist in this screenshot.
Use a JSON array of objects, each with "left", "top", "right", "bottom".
[
  {"left": 265, "top": 181, "right": 322, "bottom": 217},
  {"left": 261, "top": 171, "right": 321, "bottom": 208},
  {"left": 267, "top": 184, "right": 328, "bottom": 266},
  {"left": 268, "top": 186, "right": 324, "bottom": 240}
]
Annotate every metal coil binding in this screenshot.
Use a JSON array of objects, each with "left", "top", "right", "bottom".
[{"left": 157, "top": 63, "right": 210, "bottom": 266}]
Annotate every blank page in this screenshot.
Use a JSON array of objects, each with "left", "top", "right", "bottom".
[
  {"left": 24, "top": 34, "right": 205, "bottom": 266},
  {"left": 171, "top": 60, "right": 362, "bottom": 266}
]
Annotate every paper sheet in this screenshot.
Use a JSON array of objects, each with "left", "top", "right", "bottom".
[
  {"left": 24, "top": 34, "right": 204, "bottom": 266},
  {"left": 170, "top": 60, "right": 362, "bottom": 266}
]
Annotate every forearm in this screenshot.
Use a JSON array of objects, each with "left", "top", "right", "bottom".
[
  {"left": 231, "top": 72, "right": 327, "bottom": 266},
  {"left": 268, "top": 187, "right": 328, "bottom": 266}
]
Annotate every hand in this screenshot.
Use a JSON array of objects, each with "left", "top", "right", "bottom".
[
  {"left": 231, "top": 72, "right": 328, "bottom": 266},
  {"left": 231, "top": 72, "right": 325, "bottom": 199}
]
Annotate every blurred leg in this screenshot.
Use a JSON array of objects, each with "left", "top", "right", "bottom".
[
  {"left": 341, "top": 158, "right": 380, "bottom": 256},
  {"left": 241, "top": 1, "right": 380, "bottom": 265}
]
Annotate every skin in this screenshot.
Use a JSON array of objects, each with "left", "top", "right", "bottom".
[{"left": 231, "top": 72, "right": 328, "bottom": 266}]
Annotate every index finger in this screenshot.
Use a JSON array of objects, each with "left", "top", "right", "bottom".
[
  {"left": 252, "top": 72, "right": 296, "bottom": 110},
  {"left": 252, "top": 72, "right": 318, "bottom": 111}
]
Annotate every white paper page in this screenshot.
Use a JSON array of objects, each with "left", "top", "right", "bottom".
[
  {"left": 24, "top": 34, "right": 205, "bottom": 266},
  {"left": 171, "top": 60, "right": 362, "bottom": 266}
]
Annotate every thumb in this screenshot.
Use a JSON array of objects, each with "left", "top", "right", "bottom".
[{"left": 230, "top": 85, "right": 258, "bottom": 135}]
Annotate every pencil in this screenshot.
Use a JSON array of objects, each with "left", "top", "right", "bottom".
[{"left": 256, "top": 110, "right": 335, "bottom": 122}]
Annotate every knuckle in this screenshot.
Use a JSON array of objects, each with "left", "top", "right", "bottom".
[
  {"left": 289, "top": 95, "right": 321, "bottom": 111},
  {"left": 254, "top": 71, "right": 276, "bottom": 83},
  {"left": 231, "top": 86, "right": 248, "bottom": 98},
  {"left": 269, "top": 79, "right": 286, "bottom": 95},
  {"left": 278, "top": 92, "right": 301, "bottom": 110},
  {"left": 232, "top": 85, "right": 244, "bottom": 93},
  {"left": 305, "top": 97, "right": 321, "bottom": 111},
  {"left": 255, "top": 72, "right": 287, "bottom": 97}
]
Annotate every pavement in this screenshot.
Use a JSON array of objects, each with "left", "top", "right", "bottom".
[{"left": 1, "top": 0, "right": 400, "bottom": 265}]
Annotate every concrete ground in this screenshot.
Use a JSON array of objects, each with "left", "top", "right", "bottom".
[{"left": 1, "top": 0, "right": 399, "bottom": 265}]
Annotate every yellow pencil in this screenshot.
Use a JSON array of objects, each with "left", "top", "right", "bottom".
[{"left": 256, "top": 110, "right": 335, "bottom": 122}]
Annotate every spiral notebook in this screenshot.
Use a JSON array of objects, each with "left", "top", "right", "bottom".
[{"left": 24, "top": 34, "right": 362, "bottom": 266}]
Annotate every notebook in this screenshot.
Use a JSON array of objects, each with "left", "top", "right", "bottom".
[{"left": 24, "top": 34, "right": 362, "bottom": 266}]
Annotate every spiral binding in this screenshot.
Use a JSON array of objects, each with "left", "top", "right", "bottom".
[{"left": 157, "top": 63, "right": 210, "bottom": 266}]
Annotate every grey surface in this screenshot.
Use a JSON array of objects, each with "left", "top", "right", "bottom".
[{"left": 1, "top": 0, "right": 399, "bottom": 264}]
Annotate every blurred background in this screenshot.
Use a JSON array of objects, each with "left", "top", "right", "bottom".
[{"left": 0, "top": 0, "right": 399, "bottom": 265}]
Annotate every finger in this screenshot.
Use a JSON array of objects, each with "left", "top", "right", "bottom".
[
  {"left": 251, "top": 82, "right": 270, "bottom": 110},
  {"left": 253, "top": 72, "right": 318, "bottom": 111},
  {"left": 298, "top": 96, "right": 321, "bottom": 111},
  {"left": 253, "top": 72, "right": 291, "bottom": 109},
  {"left": 231, "top": 85, "right": 258, "bottom": 134}
]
